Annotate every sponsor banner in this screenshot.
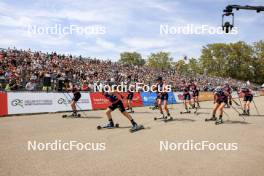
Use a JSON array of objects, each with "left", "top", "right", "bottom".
[
  {"left": 235, "top": 91, "right": 260, "bottom": 98},
  {"left": 173, "top": 92, "right": 195, "bottom": 103},
  {"left": 174, "top": 91, "right": 263, "bottom": 103},
  {"left": 174, "top": 92, "right": 183, "bottom": 103},
  {"left": 7, "top": 92, "right": 92, "bottom": 115},
  {"left": 90, "top": 92, "right": 110, "bottom": 110},
  {"left": 90, "top": 92, "right": 143, "bottom": 110},
  {"left": 0, "top": 92, "right": 8, "bottom": 116},
  {"left": 120, "top": 92, "right": 143, "bottom": 108},
  {"left": 199, "top": 92, "right": 214, "bottom": 101},
  {"left": 140, "top": 92, "right": 158, "bottom": 106},
  {"left": 174, "top": 91, "right": 213, "bottom": 103},
  {"left": 167, "top": 92, "right": 177, "bottom": 104},
  {"left": 140, "top": 92, "right": 176, "bottom": 106},
  {"left": 60, "top": 92, "right": 92, "bottom": 111}
]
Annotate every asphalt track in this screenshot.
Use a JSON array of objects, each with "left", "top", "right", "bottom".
[{"left": 1, "top": 97, "right": 264, "bottom": 176}]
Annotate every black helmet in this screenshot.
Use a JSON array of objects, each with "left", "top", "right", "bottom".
[{"left": 156, "top": 76, "right": 162, "bottom": 81}]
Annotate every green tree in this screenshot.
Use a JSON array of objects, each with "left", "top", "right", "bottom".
[
  {"left": 187, "top": 58, "right": 202, "bottom": 75},
  {"left": 147, "top": 52, "right": 172, "bottom": 70},
  {"left": 200, "top": 43, "right": 231, "bottom": 77},
  {"left": 175, "top": 59, "right": 188, "bottom": 74},
  {"left": 252, "top": 41, "right": 264, "bottom": 84},
  {"left": 228, "top": 41, "right": 253, "bottom": 80},
  {"left": 199, "top": 41, "right": 261, "bottom": 83},
  {"left": 119, "top": 52, "right": 145, "bottom": 66}
]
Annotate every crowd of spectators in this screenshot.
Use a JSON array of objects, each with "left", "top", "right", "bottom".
[{"left": 0, "top": 47, "right": 258, "bottom": 92}]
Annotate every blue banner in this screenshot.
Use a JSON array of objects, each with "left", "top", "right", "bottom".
[
  {"left": 140, "top": 92, "right": 176, "bottom": 106},
  {"left": 167, "top": 91, "right": 177, "bottom": 104}
]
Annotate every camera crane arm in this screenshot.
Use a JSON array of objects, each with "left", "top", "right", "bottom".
[
  {"left": 222, "top": 5, "right": 264, "bottom": 33},
  {"left": 224, "top": 5, "right": 264, "bottom": 13}
]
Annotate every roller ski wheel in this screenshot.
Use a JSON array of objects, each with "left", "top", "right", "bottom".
[
  {"left": 215, "top": 119, "right": 223, "bottom": 125},
  {"left": 180, "top": 111, "right": 191, "bottom": 114},
  {"left": 97, "top": 123, "right": 119, "bottom": 130},
  {"left": 239, "top": 113, "right": 249, "bottom": 116},
  {"left": 129, "top": 124, "right": 144, "bottom": 133}
]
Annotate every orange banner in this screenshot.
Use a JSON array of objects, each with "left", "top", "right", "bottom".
[{"left": 199, "top": 92, "right": 214, "bottom": 102}]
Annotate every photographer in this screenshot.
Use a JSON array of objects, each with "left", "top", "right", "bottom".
[{"left": 43, "top": 72, "right": 52, "bottom": 92}]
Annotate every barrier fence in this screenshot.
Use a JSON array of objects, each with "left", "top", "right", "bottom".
[{"left": 0, "top": 91, "right": 263, "bottom": 116}]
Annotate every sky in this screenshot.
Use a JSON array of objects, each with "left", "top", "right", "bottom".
[{"left": 0, "top": 0, "right": 263, "bottom": 61}]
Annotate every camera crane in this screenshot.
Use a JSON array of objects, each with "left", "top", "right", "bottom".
[{"left": 222, "top": 5, "right": 264, "bottom": 33}]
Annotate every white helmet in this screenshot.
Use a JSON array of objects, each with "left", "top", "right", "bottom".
[
  {"left": 241, "top": 84, "right": 247, "bottom": 90},
  {"left": 214, "top": 86, "right": 223, "bottom": 93}
]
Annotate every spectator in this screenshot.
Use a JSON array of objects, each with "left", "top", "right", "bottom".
[
  {"left": 0, "top": 83, "right": 4, "bottom": 91},
  {"left": 43, "top": 72, "right": 52, "bottom": 91},
  {"left": 25, "top": 79, "right": 37, "bottom": 91},
  {"left": 0, "top": 47, "right": 258, "bottom": 92}
]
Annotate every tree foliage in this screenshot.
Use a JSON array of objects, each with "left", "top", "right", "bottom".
[
  {"left": 119, "top": 52, "right": 145, "bottom": 66},
  {"left": 199, "top": 41, "right": 264, "bottom": 84},
  {"left": 147, "top": 52, "right": 172, "bottom": 70},
  {"left": 119, "top": 41, "right": 264, "bottom": 84}
]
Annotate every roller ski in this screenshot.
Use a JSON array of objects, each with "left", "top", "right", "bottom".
[
  {"left": 150, "top": 106, "right": 158, "bottom": 110},
  {"left": 126, "top": 108, "right": 135, "bottom": 113},
  {"left": 232, "top": 100, "right": 240, "bottom": 106},
  {"left": 62, "top": 112, "right": 81, "bottom": 118},
  {"left": 163, "top": 116, "right": 174, "bottom": 123},
  {"left": 129, "top": 124, "right": 144, "bottom": 133},
  {"left": 190, "top": 104, "right": 196, "bottom": 109},
  {"left": 97, "top": 123, "right": 119, "bottom": 130},
  {"left": 194, "top": 107, "right": 199, "bottom": 114},
  {"left": 239, "top": 110, "right": 250, "bottom": 116},
  {"left": 154, "top": 114, "right": 166, "bottom": 120},
  {"left": 205, "top": 116, "right": 217, "bottom": 122},
  {"left": 215, "top": 118, "right": 223, "bottom": 125},
  {"left": 180, "top": 110, "right": 191, "bottom": 114},
  {"left": 224, "top": 104, "right": 230, "bottom": 108}
]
